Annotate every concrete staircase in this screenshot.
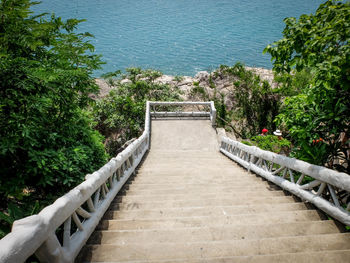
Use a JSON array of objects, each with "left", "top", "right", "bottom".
[{"left": 78, "top": 120, "right": 350, "bottom": 262}]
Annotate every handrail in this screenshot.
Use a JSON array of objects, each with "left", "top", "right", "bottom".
[
  {"left": 149, "top": 101, "right": 216, "bottom": 127},
  {"left": 0, "top": 102, "right": 152, "bottom": 263},
  {"left": 220, "top": 136, "right": 350, "bottom": 226}
]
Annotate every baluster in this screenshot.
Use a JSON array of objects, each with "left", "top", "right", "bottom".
[
  {"left": 127, "top": 158, "right": 132, "bottom": 169},
  {"left": 288, "top": 169, "right": 295, "bottom": 183},
  {"left": 94, "top": 187, "right": 101, "bottom": 207},
  {"left": 87, "top": 197, "right": 95, "bottom": 212},
  {"left": 72, "top": 211, "right": 84, "bottom": 231},
  {"left": 316, "top": 182, "right": 326, "bottom": 196},
  {"left": 76, "top": 207, "right": 91, "bottom": 219},
  {"left": 101, "top": 184, "right": 106, "bottom": 199},
  {"left": 117, "top": 168, "right": 122, "bottom": 181},
  {"left": 328, "top": 185, "right": 341, "bottom": 208},
  {"left": 103, "top": 182, "right": 109, "bottom": 193},
  {"left": 300, "top": 180, "right": 321, "bottom": 190},
  {"left": 109, "top": 174, "right": 114, "bottom": 188},
  {"left": 263, "top": 160, "right": 269, "bottom": 171},
  {"left": 63, "top": 216, "right": 71, "bottom": 248},
  {"left": 255, "top": 158, "right": 262, "bottom": 167},
  {"left": 296, "top": 174, "right": 305, "bottom": 185},
  {"left": 282, "top": 169, "right": 287, "bottom": 179},
  {"left": 272, "top": 166, "right": 285, "bottom": 175}
]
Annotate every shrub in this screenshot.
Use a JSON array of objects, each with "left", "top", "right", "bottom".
[
  {"left": 264, "top": 0, "right": 350, "bottom": 172},
  {"left": 0, "top": 0, "right": 107, "bottom": 237},
  {"left": 92, "top": 68, "right": 182, "bottom": 156}
]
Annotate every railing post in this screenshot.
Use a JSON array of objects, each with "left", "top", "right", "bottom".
[{"left": 210, "top": 101, "right": 216, "bottom": 127}]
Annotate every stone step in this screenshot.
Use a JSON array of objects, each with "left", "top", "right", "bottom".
[
  {"left": 80, "top": 250, "right": 350, "bottom": 263},
  {"left": 123, "top": 184, "right": 281, "bottom": 193},
  {"left": 109, "top": 195, "right": 297, "bottom": 210},
  {"left": 127, "top": 180, "right": 278, "bottom": 188},
  {"left": 88, "top": 220, "right": 340, "bottom": 245},
  {"left": 97, "top": 210, "right": 321, "bottom": 230},
  {"left": 104, "top": 203, "right": 308, "bottom": 220},
  {"left": 80, "top": 233, "right": 350, "bottom": 262},
  {"left": 137, "top": 168, "right": 248, "bottom": 174},
  {"left": 133, "top": 174, "right": 265, "bottom": 183},
  {"left": 129, "top": 179, "right": 278, "bottom": 188},
  {"left": 115, "top": 190, "right": 287, "bottom": 202},
  {"left": 131, "top": 178, "right": 267, "bottom": 185},
  {"left": 135, "top": 171, "right": 259, "bottom": 178},
  {"left": 139, "top": 164, "right": 239, "bottom": 170}
]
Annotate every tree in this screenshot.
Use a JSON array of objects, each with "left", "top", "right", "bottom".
[
  {"left": 93, "top": 68, "right": 181, "bottom": 156},
  {"left": 0, "top": 0, "right": 108, "bottom": 237},
  {"left": 264, "top": 0, "right": 350, "bottom": 172},
  {"left": 220, "top": 63, "right": 280, "bottom": 138}
]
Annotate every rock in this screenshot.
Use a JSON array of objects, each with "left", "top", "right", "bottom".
[
  {"left": 120, "top": 79, "right": 132, "bottom": 85},
  {"left": 93, "top": 79, "right": 114, "bottom": 99},
  {"left": 155, "top": 75, "right": 174, "bottom": 85},
  {"left": 177, "top": 76, "right": 194, "bottom": 86},
  {"left": 194, "top": 71, "right": 210, "bottom": 82}
]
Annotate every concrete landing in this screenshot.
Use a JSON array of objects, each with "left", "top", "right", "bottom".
[{"left": 150, "top": 120, "right": 218, "bottom": 151}]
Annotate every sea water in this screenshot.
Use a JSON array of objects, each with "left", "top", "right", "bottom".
[{"left": 32, "top": 0, "right": 324, "bottom": 76}]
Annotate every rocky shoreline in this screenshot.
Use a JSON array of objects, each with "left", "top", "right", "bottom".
[{"left": 95, "top": 66, "right": 276, "bottom": 101}]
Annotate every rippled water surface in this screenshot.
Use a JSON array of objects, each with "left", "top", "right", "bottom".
[{"left": 33, "top": 0, "right": 324, "bottom": 76}]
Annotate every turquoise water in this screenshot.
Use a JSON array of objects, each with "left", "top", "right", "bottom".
[{"left": 33, "top": 0, "right": 324, "bottom": 76}]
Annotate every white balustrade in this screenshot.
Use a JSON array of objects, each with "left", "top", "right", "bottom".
[
  {"left": 220, "top": 136, "right": 350, "bottom": 226},
  {"left": 149, "top": 101, "right": 217, "bottom": 127}
]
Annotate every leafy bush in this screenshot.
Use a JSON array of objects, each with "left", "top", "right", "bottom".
[
  {"left": 92, "top": 68, "right": 182, "bottom": 156},
  {"left": 264, "top": 0, "right": 350, "bottom": 172},
  {"left": 219, "top": 63, "right": 281, "bottom": 138},
  {"left": 249, "top": 135, "right": 291, "bottom": 154},
  {"left": 0, "top": 0, "right": 108, "bottom": 237}
]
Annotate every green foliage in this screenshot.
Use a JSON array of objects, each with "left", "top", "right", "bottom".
[
  {"left": 190, "top": 75, "right": 229, "bottom": 128},
  {"left": 264, "top": 0, "right": 350, "bottom": 172},
  {"left": 173, "top": 75, "right": 184, "bottom": 82},
  {"left": 220, "top": 63, "right": 281, "bottom": 138},
  {"left": 92, "top": 68, "right": 182, "bottom": 156},
  {"left": 248, "top": 135, "right": 291, "bottom": 154},
  {"left": 273, "top": 68, "right": 313, "bottom": 96},
  {"left": 0, "top": 0, "right": 108, "bottom": 236}
]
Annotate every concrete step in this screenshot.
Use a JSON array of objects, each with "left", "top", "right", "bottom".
[
  {"left": 79, "top": 233, "right": 350, "bottom": 262},
  {"left": 97, "top": 210, "right": 322, "bottom": 231},
  {"left": 115, "top": 190, "right": 287, "bottom": 202},
  {"left": 127, "top": 180, "right": 278, "bottom": 188},
  {"left": 109, "top": 196, "right": 298, "bottom": 210},
  {"left": 138, "top": 164, "right": 240, "bottom": 170},
  {"left": 122, "top": 184, "right": 281, "bottom": 193},
  {"left": 135, "top": 171, "right": 260, "bottom": 179},
  {"left": 137, "top": 168, "right": 249, "bottom": 174},
  {"left": 80, "top": 250, "right": 350, "bottom": 263},
  {"left": 88, "top": 221, "right": 340, "bottom": 245},
  {"left": 133, "top": 174, "right": 266, "bottom": 183},
  {"left": 104, "top": 203, "right": 308, "bottom": 220},
  {"left": 131, "top": 178, "right": 268, "bottom": 185}
]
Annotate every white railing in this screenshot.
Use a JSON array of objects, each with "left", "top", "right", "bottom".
[
  {"left": 149, "top": 101, "right": 217, "bottom": 127},
  {"left": 220, "top": 136, "right": 350, "bottom": 226},
  {"left": 0, "top": 102, "right": 152, "bottom": 263}
]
